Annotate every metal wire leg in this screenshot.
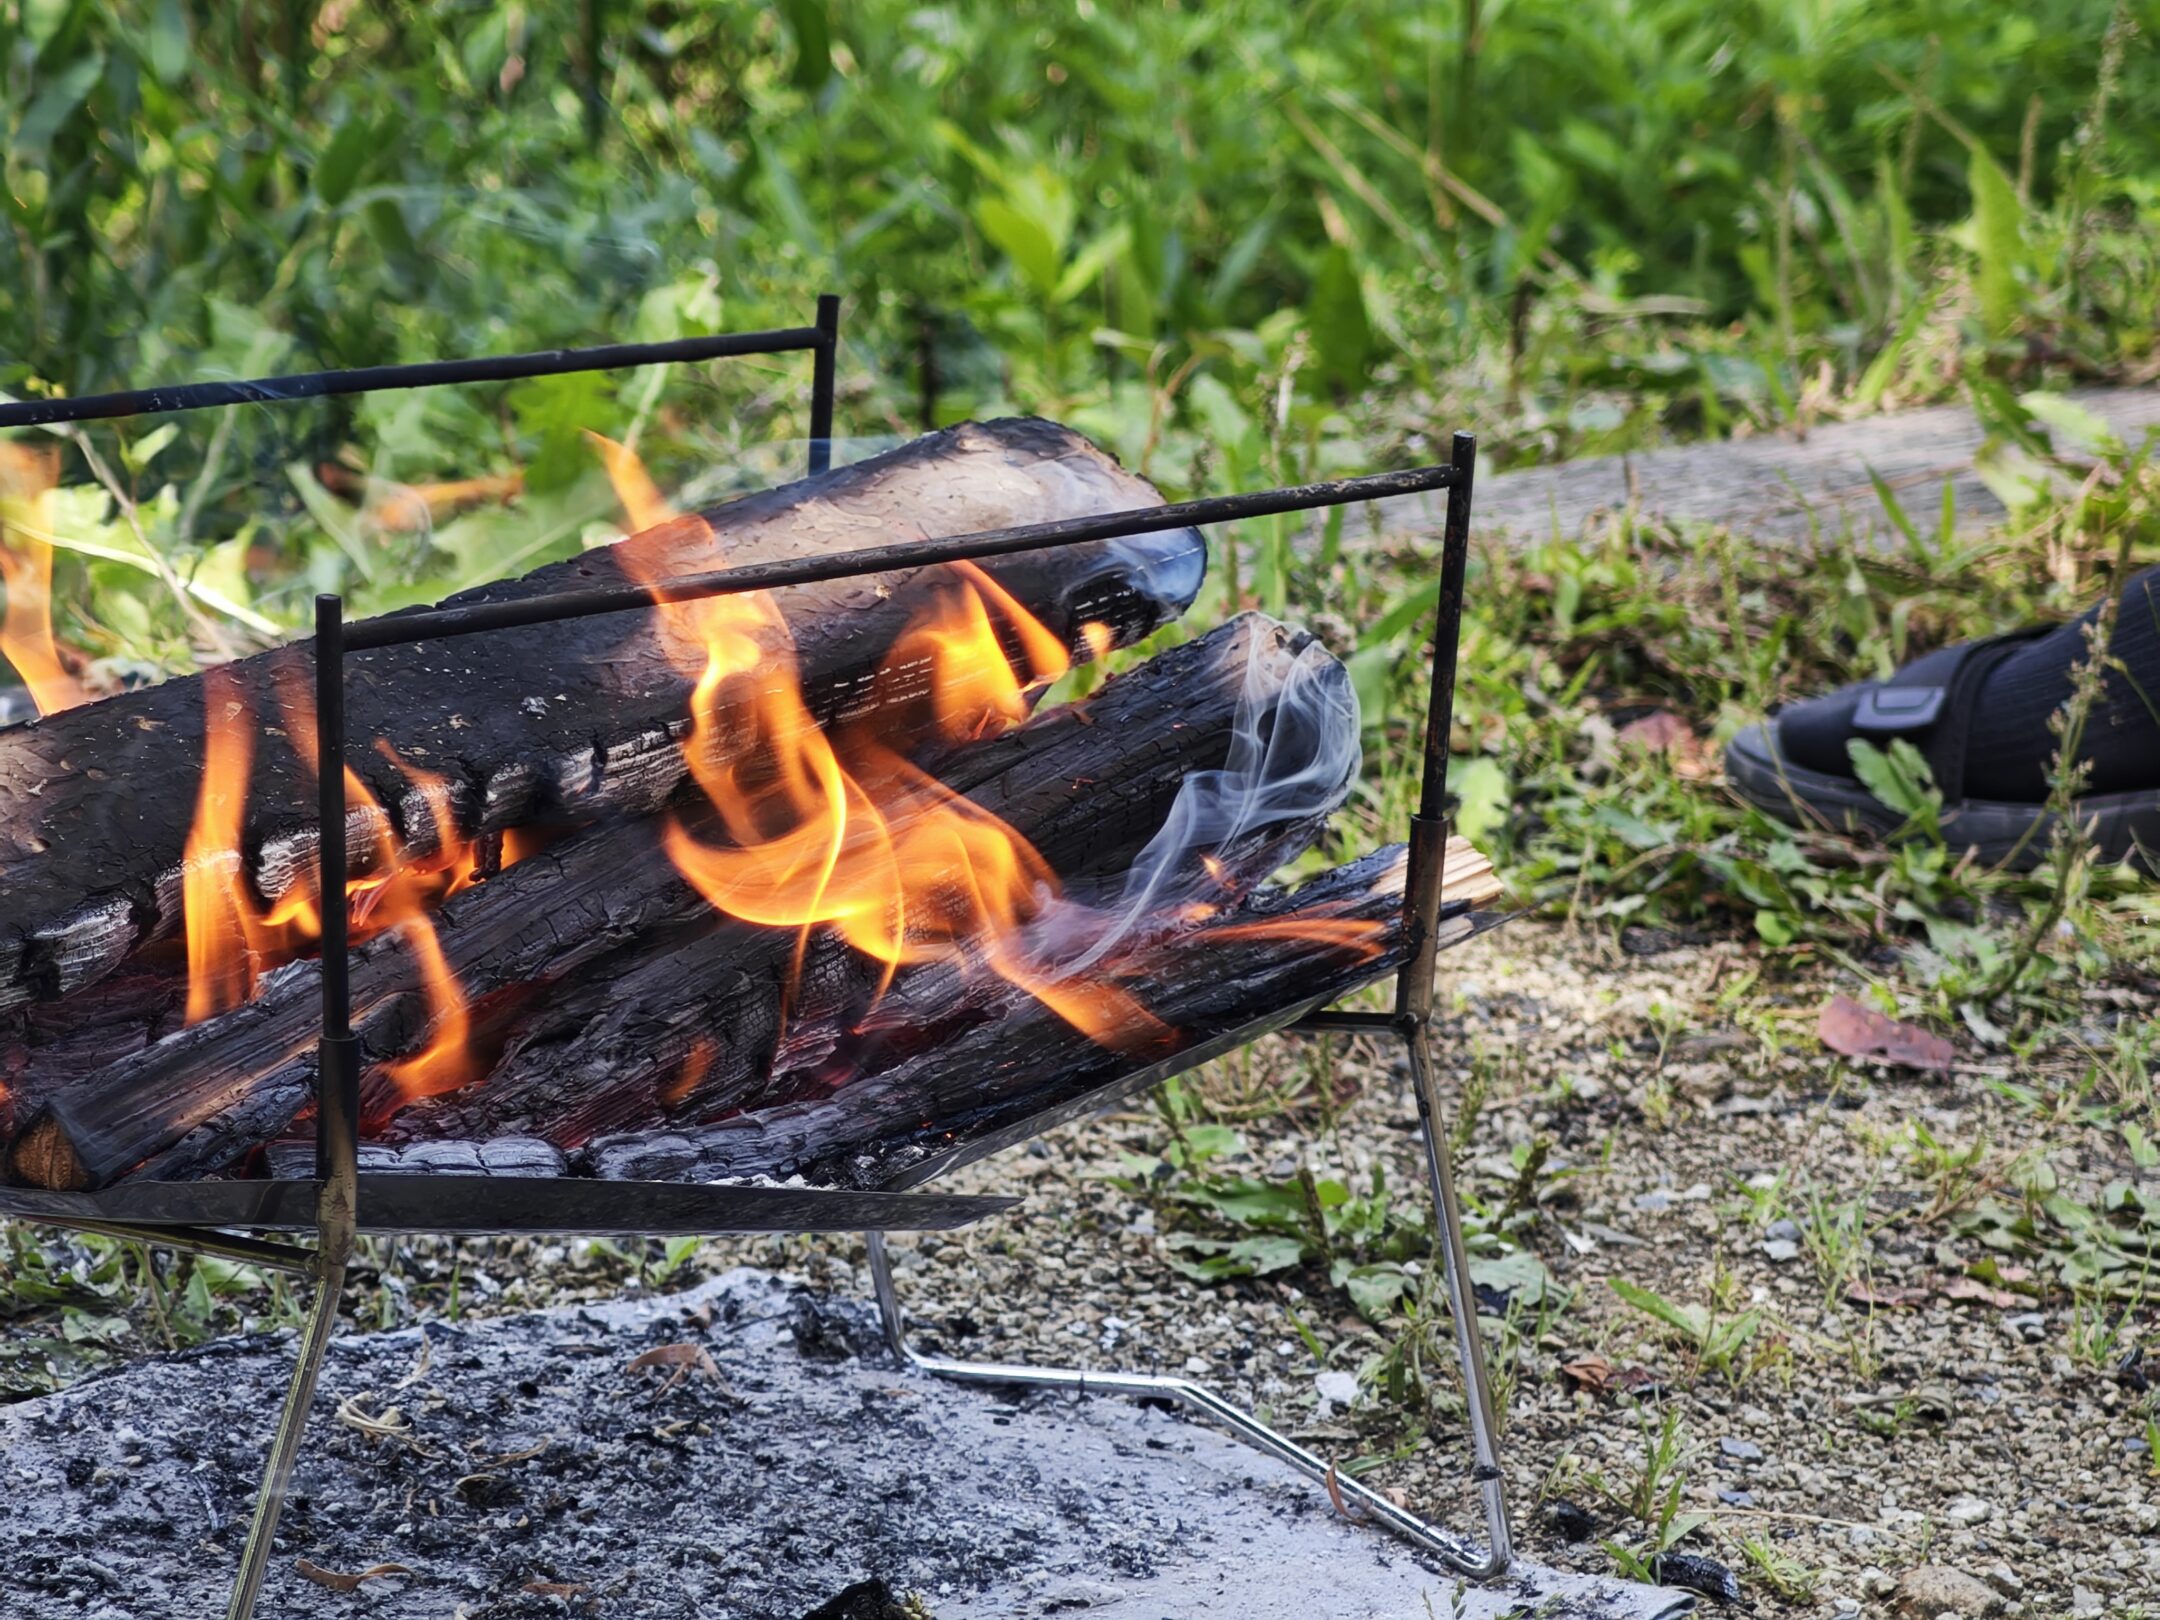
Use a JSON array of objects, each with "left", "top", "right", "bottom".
[
  {"left": 863, "top": 1053, "right": 1514, "bottom": 1583},
  {"left": 224, "top": 1201, "right": 355, "bottom": 1620},
  {"left": 1402, "top": 1018, "right": 1514, "bottom": 1575}
]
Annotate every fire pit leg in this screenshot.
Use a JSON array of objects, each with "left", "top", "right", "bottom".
[
  {"left": 222, "top": 1207, "right": 353, "bottom": 1620},
  {"left": 221, "top": 593, "right": 370, "bottom": 1620},
  {"left": 859, "top": 428, "right": 1512, "bottom": 1581},
  {"left": 864, "top": 1214, "right": 1507, "bottom": 1579}
]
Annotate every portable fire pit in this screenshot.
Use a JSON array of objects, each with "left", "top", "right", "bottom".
[{"left": 0, "top": 300, "right": 1513, "bottom": 1619}]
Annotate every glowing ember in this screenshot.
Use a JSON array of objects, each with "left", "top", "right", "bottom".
[
  {"left": 317, "top": 462, "right": 525, "bottom": 534},
  {"left": 661, "top": 1036, "right": 717, "bottom": 1108},
  {"left": 1203, "top": 913, "right": 1387, "bottom": 959},
  {"left": 0, "top": 443, "right": 86, "bottom": 716}
]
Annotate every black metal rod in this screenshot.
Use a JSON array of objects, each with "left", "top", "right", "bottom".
[
  {"left": 344, "top": 463, "right": 1455, "bottom": 653},
  {"left": 1285, "top": 1010, "right": 1397, "bottom": 1035},
  {"left": 0, "top": 327, "right": 827, "bottom": 430},
  {"left": 312, "top": 595, "right": 359, "bottom": 1187},
  {"left": 807, "top": 293, "right": 840, "bottom": 476},
  {"left": 1395, "top": 431, "right": 1477, "bottom": 1021}
]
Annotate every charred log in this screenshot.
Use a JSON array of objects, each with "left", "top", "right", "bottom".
[
  {"left": 0, "top": 418, "right": 1206, "bottom": 1012},
  {"left": 386, "top": 615, "right": 1354, "bottom": 1149},
  {"left": 581, "top": 841, "right": 1501, "bottom": 1188},
  {"left": 11, "top": 615, "right": 1322, "bottom": 1189}
]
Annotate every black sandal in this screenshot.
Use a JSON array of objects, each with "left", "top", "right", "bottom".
[{"left": 1725, "top": 628, "right": 2160, "bottom": 869}]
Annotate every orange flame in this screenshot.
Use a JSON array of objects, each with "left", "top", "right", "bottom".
[
  {"left": 1203, "top": 913, "right": 1387, "bottom": 960},
  {"left": 180, "top": 674, "right": 504, "bottom": 1098},
  {"left": 182, "top": 667, "right": 260, "bottom": 1023},
  {"left": 661, "top": 1035, "right": 717, "bottom": 1109},
  {"left": 591, "top": 434, "right": 1167, "bottom": 1057},
  {"left": 0, "top": 444, "right": 86, "bottom": 716}
]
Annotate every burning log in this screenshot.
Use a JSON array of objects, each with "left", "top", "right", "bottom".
[
  {"left": 0, "top": 418, "right": 1206, "bottom": 1012},
  {"left": 383, "top": 620, "right": 1353, "bottom": 1149},
  {"left": 9, "top": 615, "right": 1327, "bottom": 1190},
  {"left": 580, "top": 841, "right": 1502, "bottom": 1188}
]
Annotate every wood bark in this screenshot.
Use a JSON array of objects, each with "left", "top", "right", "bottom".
[
  {"left": 10, "top": 614, "right": 1328, "bottom": 1189},
  {"left": 580, "top": 840, "right": 1500, "bottom": 1189},
  {"left": 0, "top": 418, "right": 1206, "bottom": 1012}
]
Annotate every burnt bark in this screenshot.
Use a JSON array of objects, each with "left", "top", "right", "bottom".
[
  {"left": 0, "top": 419, "right": 1206, "bottom": 1012},
  {"left": 12, "top": 615, "right": 1325, "bottom": 1189},
  {"left": 580, "top": 840, "right": 1499, "bottom": 1189},
  {"left": 372, "top": 614, "right": 1349, "bottom": 1148}
]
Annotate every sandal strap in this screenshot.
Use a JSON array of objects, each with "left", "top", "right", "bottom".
[{"left": 1850, "top": 626, "right": 2053, "bottom": 800}]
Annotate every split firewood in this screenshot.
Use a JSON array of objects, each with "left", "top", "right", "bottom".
[
  {"left": 581, "top": 840, "right": 1502, "bottom": 1188},
  {"left": 384, "top": 616, "right": 1355, "bottom": 1148},
  {"left": 9, "top": 614, "right": 1321, "bottom": 1189},
  {"left": 0, "top": 418, "right": 1206, "bottom": 1012}
]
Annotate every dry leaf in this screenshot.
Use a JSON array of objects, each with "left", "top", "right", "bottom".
[
  {"left": 295, "top": 1559, "right": 411, "bottom": 1592},
  {"left": 626, "top": 1342, "right": 719, "bottom": 1375},
  {"left": 1616, "top": 710, "right": 1711, "bottom": 779},
  {"left": 1817, "top": 994, "right": 1955, "bottom": 1073},
  {"left": 522, "top": 1581, "right": 589, "bottom": 1598},
  {"left": 1843, "top": 1281, "right": 1929, "bottom": 1311},
  {"left": 1321, "top": 1459, "right": 1364, "bottom": 1522},
  {"left": 1561, "top": 1353, "right": 1663, "bottom": 1401},
  {"left": 1559, "top": 1353, "right": 1614, "bottom": 1395},
  {"left": 1942, "top": 1277, "right": 2022, "bottom": 1309},
  {"left": 625, "top": 1341, "right": 721, "bottom": 1394}
]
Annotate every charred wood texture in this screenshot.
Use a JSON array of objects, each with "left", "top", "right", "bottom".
[
  {"left": 12, "top": 615, "right": 1321, "bottom": 1189},
  {"left": 0, "top": 419, "right": 1205, "bottom": 1012},
  {"left": 581, "top": 841, "right": 1501, "bottom": 1189},
  {"left": 260, "top": 1137, "right": 564, "bottom": 1180},
  {"left": 387, "top": 618, "right": 1351, "bottom": 1149}
]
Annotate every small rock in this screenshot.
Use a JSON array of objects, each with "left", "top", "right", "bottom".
[
  {"left": 2003, "top": 1312, "right": 2046, "bottom": 1343},
  {"left": 1943, "top": 1494, "right": 1993, "bottom": 1526},
  {"left": 1981, "top": 1565, "right": 2021, "bottom": 1596},
  {"left": 1634, "top": 1190, "right": 1673, "bottom": 1213},
  {"left": 1313, "top": 1370, "right": 1358, "bottom": 1413},
  {"left": 1765, "top": 1218, "right": 1801, "bottom": 1242},
  {"left": 2072, "top": 1588, "right": 2105, "bottom": 1618},
  {"left": 1892, "top": 1565, "right": 2006, "bottom": 1617},
  {"left": 1760, "top": 1239, "right": 1800, "bottom": 1263},
  {"left": 1715, "top": 1489, "right": 1754, "bottom": 1508},
  {"left": 1546, "top": 1497, "right": 1599, "bottom": 1541},
  {"left": 1718, "top": 1437, "right": 1763, "bottom": 1461},
  {"left": 1832, "top": 1600, "right": 1861, "bottom": 1618}
]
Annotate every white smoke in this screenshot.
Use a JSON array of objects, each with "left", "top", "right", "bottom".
[{"left": 1050, "top": 620, "right": 1361, "bottom": 975}]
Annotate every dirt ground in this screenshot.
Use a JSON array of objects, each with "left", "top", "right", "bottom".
[{"left": 722, "top": 920, "right": 2159, "bottom": 1619}]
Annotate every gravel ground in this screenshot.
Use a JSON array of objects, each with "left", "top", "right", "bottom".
[{"left": 745, "top": 921, "right": 2158, "bottom": 1620}]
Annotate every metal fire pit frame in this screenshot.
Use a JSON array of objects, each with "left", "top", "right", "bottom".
[{"left": 0, "top": 298, "right": 1511, "bottom": 1612}]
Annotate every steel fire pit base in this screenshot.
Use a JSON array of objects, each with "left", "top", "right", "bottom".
[{"left": 0, "top": 1269, "right": 1695, "bottom": 1619}]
